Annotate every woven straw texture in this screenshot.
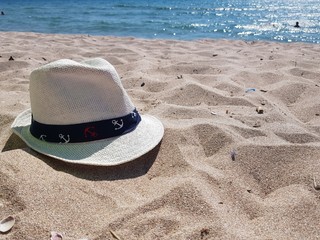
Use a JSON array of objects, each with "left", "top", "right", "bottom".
[{"left": 30, "top": 58, "right": 135, "bottom": 124}]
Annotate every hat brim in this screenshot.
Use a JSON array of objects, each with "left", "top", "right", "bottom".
[{"left": 11, "top": 109, "right": 164, "bottom": 166}]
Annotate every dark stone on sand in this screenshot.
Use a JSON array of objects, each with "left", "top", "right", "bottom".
[{"left": 9, "top": 56, "right": 14, "bottom": 61}]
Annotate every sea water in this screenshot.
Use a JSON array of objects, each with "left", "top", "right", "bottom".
[{"left": 0, "top": 0, "right": 319, "bottom": 43}]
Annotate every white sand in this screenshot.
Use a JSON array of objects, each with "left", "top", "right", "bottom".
[{"left": 1, "top": 32, "right": 320, "bottom": 239}]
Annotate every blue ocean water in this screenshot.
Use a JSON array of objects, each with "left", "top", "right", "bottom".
[{"left": 0, "top": 0, "right": 319, "bottom": 43}]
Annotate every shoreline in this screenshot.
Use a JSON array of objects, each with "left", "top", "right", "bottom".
[{"left": 1, "top": 30, "right": 319, "bottom": 45}]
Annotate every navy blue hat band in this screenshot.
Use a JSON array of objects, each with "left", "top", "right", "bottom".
[{"left": 30, "top": 109, "right": 141, "bottom": 143}]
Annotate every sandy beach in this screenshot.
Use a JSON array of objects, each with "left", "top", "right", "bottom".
[{"left": 1, "top": 32, "right": 320, "bottom": 239}]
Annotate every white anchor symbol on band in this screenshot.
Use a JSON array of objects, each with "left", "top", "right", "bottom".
[
  {"left": 112, "top": 119, "right": 124, "bottom": 130},
  {"left": 39, "top": 135, "right": 47, "bottom": 141},
  {"left": 59, "top": 134, "right": 70, "bottom": 143}
]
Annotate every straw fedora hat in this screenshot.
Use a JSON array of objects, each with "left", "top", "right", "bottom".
[{"left": 11, "top": 58, "right": 164, "bottom": 166}]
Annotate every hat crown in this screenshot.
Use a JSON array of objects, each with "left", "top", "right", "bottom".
[{"left": 30, "top": 58, "right": 135, "bottom": 125}]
